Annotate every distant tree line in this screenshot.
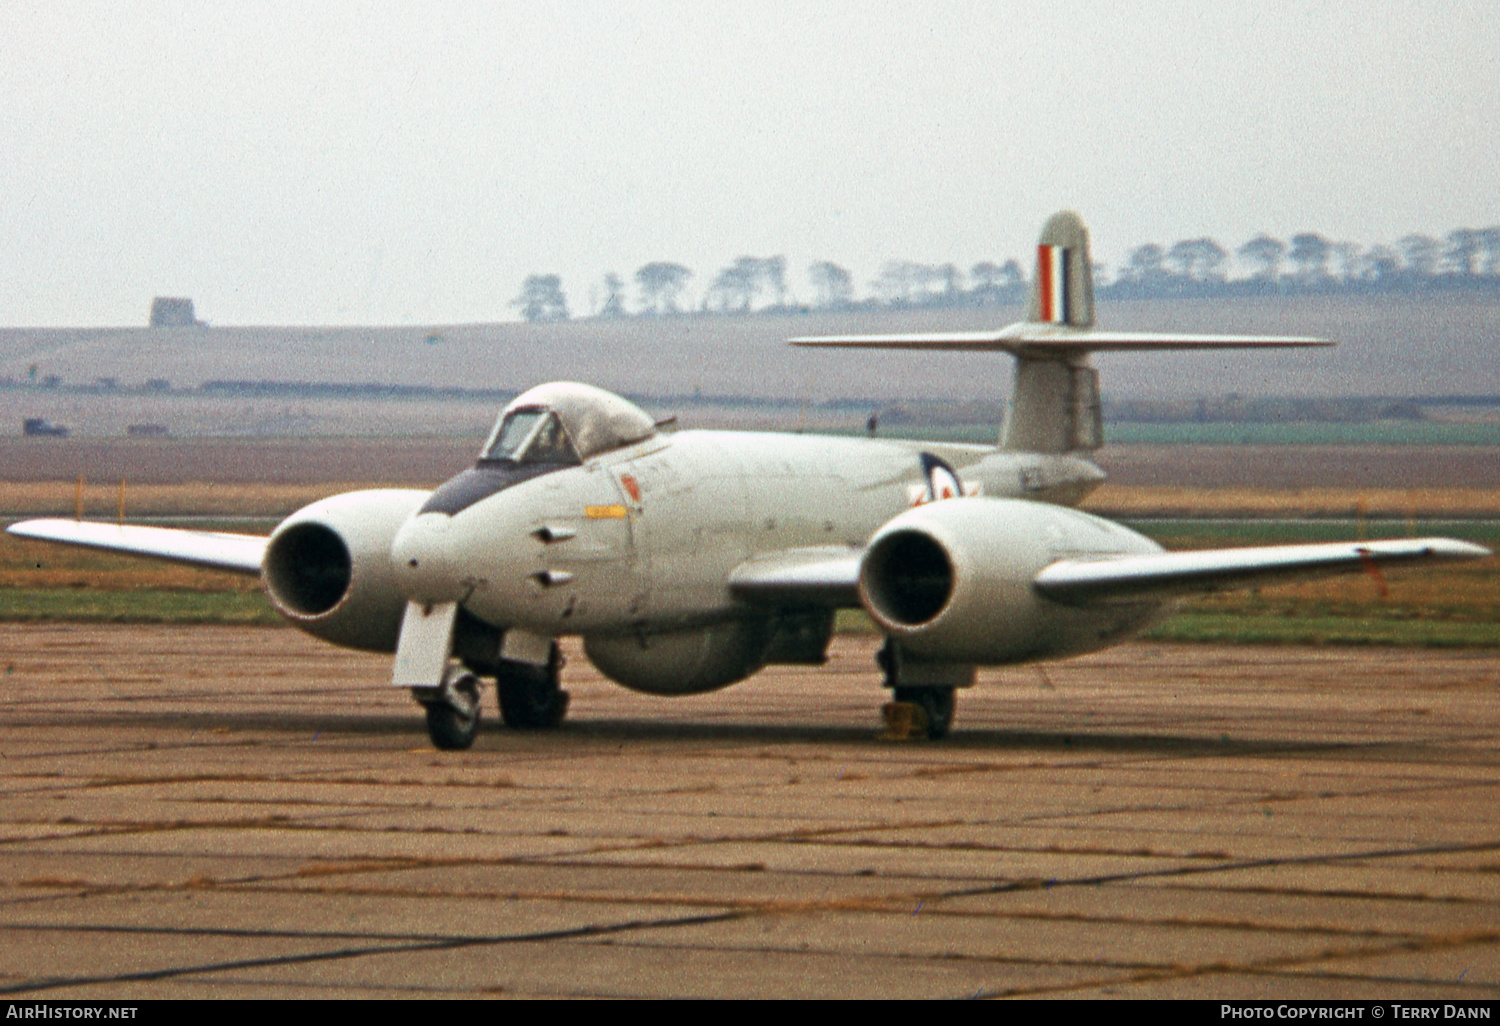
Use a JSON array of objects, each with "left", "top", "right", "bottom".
[
  {"left": 511, "top": 224, "right": 1500, "bottom": 322},
  {"left": 1109, "top": 228, "right": 1500, "bottom": 299}
]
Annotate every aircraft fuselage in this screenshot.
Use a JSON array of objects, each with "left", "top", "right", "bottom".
[{"left": 392, "top": 429, "right": 1108, "bottom": 638}]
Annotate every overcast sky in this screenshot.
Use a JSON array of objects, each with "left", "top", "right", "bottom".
[{"left": 2, "top": 1, "right": 1496, "bottom": 326}]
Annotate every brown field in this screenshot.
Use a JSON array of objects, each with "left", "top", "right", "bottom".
[
  {"left": 0, "top": 436, "right": 474, "bottom": 486},
  {"left": 1, "top": 438, "right": 1499, "bottom": 517},
  {"left": 4, "top": 292, "right": 1499, "bottom": 401},
  {"left": 0, "top": 481, "right": 375, "bottom": 519},
  {"left": 1, "top": 533, "right": 260, "bottom": 593},
  {"left": 1093, "top": 444, "right": 1500, "bottom": 491},
  {"left": 1082, "top": 485, "right": 1500, "bottom": 519},
  {"left": 1181, "top": 555, "right": 1500, "bottom": 623}
]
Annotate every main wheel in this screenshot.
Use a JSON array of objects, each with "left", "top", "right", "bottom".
[
  {"left": 893, "top": 686, "right": 956, "bottom": 740},
  {"left": 425, "top": 671, "right": 482, "bottom": 750},
  {"left": 497, "top": 642, "right": 569, "bottom": 729}
]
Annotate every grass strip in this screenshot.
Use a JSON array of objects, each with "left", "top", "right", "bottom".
[
  {"left": 0, "top": 588, "right": 281, "bottom": 625},
  {"left": 1142, "top": 613, "right": 1500, "bottom": 648}
]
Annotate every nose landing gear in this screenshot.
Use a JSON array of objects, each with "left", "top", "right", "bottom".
[{"left": 418, "top": 667, "right": 483, "bottom": 750}]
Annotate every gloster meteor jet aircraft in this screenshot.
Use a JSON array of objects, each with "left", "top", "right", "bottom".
[{"left": 9, "top": 213, "right": 1488, "bottom": 749}]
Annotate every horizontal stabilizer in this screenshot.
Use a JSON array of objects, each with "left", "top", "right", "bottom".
[
  {"left": 1034, "top": 537, "right": 1490, "bottom": 604},
  {"left": 5, "top": 518, "right": 267, "bottom": 575},
  {"left": 790, "top": 325, "right": 1332, "bottom": 355}
]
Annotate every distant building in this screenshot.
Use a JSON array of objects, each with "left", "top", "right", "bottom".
[
  {"left": 149, "top": 297, "right": 204, "bottom": 327},
  {"left": 22, "top": 418, "right": 68, "bottom": 437}
]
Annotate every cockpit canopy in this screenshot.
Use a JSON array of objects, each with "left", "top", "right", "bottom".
[{"left": 480, "top": 382, "right": 657, "bottom": 465}]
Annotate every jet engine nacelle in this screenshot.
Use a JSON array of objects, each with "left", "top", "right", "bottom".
[
  {"left": 262, "top": 489, "right": 431, "bottom": 652},
  {"left": 858, "top": 498, "right": 1165, "bottom": 665}
]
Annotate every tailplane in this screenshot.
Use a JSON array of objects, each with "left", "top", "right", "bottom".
[{"left": 790, "top": 211, "right": 1331, "bottom": 455}]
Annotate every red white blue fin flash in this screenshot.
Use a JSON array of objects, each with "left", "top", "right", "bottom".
[{"left": 1037, "top": 244, "right": 1070, "bottom": 324}]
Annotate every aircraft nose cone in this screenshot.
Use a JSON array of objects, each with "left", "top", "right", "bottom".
[{"left": 391, "top": 512, "right": 463, "bottom": 604}]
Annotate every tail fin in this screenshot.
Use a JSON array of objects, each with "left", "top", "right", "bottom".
[
  {"left": 1005, "top": 346, "right": 1103, "bottom": 453},
  {"left": 789, "top": 211, "right": 1331, "bottom": 456},
  {"left": 1013, "top": 215, "right": 1101, "bottom": 451},
  {"left": 1025, "top": 211, "right": 1095, "bottom": 328}
]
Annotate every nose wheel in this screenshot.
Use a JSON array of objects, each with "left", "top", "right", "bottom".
[{"left": 420, "top": 667, "right": 482, "bottom": 750}]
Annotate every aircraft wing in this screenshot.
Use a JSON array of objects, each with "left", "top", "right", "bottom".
[
  {"left": 1034, "top": 537, "right": 1490, "bottom": 604},
  {"left": 728, "top": 537, "right": 1489, "bottom": 610},
  {"left": 728, "top": 547, "right": 862, "bottom": 607},
  {"left": 5, "top": 518, "right": 267, "bottom": 575}
]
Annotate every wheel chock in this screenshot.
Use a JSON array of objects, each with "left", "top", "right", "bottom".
[{"left": 880, "top": 701, "right": 930, "bottom": 741}]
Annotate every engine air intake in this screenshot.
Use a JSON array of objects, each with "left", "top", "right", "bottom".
[
  {"left": 862, "top": 529, "right": 953, "bottom": 626},
  {"left": 265, "top": 523, "right": 352, "bottom": 616}
]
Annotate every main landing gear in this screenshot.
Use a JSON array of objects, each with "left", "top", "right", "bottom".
[
  {"left": 416, "top": 641, "right": 570, "bottom": 750},
  {"left": 496, "top": 642, "right": 569, "bottom": 729},
  {"left": 877, "top": 640, "right": 970, "bottom": 740},
  {"left": 892, "top": 686, "right": 956, "bottom": 740}
]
